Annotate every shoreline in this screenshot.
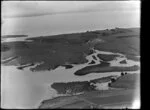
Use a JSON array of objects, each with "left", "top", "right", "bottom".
[
  {"left": 1, "top": 27, "right": 140, "bottom": 108},
  {"left": 39, "top": 73, "right": 140, "bottom": 109},
  {"left": 1, "top": 27, "right": 140, "bottom": 40}
]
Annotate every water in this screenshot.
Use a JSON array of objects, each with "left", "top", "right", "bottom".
[
  {"left": 1, "top": 49, "right": 140, "bottom": 108},
  {"left": 2, "top": 11, "right": 140, "bottom": 37},
  {"left": 1, "top": 9, "right": 140, "bottom": 108}
]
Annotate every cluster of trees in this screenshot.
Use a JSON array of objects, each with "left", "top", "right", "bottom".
[
  {"left": 121, "top": 72, "right": 128, "bottom": 76},
  {"left": 108, "top": 72, "right": 128, "bottom": 87}
]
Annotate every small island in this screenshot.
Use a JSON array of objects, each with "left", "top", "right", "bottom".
[
  {"left": 74, "top": 63, "right": 139, "bottom": 76},
  {"left": 97, "top": 54, "right": 119, "bottom": 62},
  {"left": 51, "top": 75, "right": 117, "bottom": 95},
  {"left": 2, "top": 35, "right": 28, "bottom": 38}
]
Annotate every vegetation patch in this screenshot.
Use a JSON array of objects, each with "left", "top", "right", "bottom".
[
  {"left": 97, "top": 54, "right": 119, "bottom": 61},
  {"left": 1, "top": 28, "right": 140, "bottom": 72},
  {"left": 119, "top": 60, "right": 127, "bottom": 64},
  {"left": 51, "top": 76, "right": 116, "bottom": 95},
  {"left": 109, "top": 73, "right": 140, "bottom": 89}
]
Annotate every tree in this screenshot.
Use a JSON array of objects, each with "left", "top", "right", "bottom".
[
  {"left": 125, "top": 72, "right": 128, "bottom": 75},
  {"left": 108, "top": 82, "right": 111, "bottom": 87},
  {"left": 111, "top": 78, "right": 116, "bottom": 82},
  {"left": 121, "top": 72, "right": 124, "bottom": 76}
]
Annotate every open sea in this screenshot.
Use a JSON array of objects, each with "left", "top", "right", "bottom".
[{"left": 2, "top": 11, "right": 140, "bottom": 37}]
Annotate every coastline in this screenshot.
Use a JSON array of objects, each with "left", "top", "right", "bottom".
[{"left": 1, "top": 27, "right": 140, "bottom": 108}]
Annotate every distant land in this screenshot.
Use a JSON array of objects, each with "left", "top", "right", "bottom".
[{"left": 2, "top": 35, "right": 28, "bottom": 38}]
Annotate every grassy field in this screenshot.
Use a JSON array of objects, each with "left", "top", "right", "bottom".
[
  {"left": 1, "top": 28, "right": 140, "bottom": 71},
  {"left": 51, "top": 76, "right": 116, "bottom": 94},
  {"left": 39, "top": 89, "right": 137, "bottom": 109},
  {"left": 97, "top": 54, "right": 119, "bottom": 62},
  {"left": 1, "top": 28, "right": 140, "bottom": 109},
  {"left": 109, "top": 73, "right": 140, "bottom": 89},
  {"left": 74, "top": 64, "right": 140, "bottom": 76},
  {"left": 39, "top": 73, "right": 140, "bottom": 109}
]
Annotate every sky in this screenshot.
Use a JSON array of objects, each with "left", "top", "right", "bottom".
[{"left": 2, "top": 1, "right": 140, "bottom": 18}]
